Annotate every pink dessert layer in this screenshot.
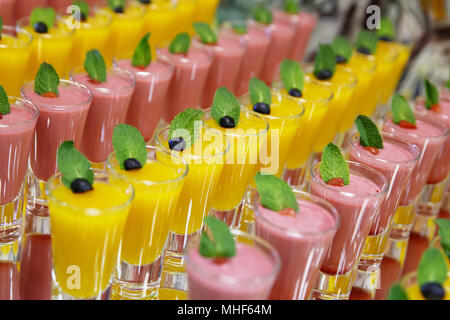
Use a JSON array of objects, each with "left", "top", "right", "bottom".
[
  {"left": 0, "top": 106, "right": 33, "bottom": 125},
  {"left": 255, "top": 198, "right": 337, "bottom": 300},
  {"left": 187, "top": 242, "right": 276, "bottom": 300}
]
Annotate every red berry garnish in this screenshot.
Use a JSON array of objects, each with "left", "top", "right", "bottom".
[
  {"left": 326, "top": 177, "right": 345, "bottom": 186},
  {"left": 212, "top": 257, "right": 228, "bottom": 265},
  {"left": 431, "top": 103, "right": 442, "bottom": 113},
  {"left": 42, "top": 92, "right": 57, "bottom": 98},
  {"left": 278, "top": 208, "right": 296, "bottom": 217},
  {"left": 398, "top": 120, "right": 417, "bottom": 129},
  {"left": 135, "top": 65, "right": 147, "bottom": 70},
  {"left": 363, "top": 146, "right": 379, "bottom": 155},
  {"left": 88, "top": 79, "right": 101, "bottom": 85}
]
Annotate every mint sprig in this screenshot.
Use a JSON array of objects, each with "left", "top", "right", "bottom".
[
  {"left": 84, "top": 49, "right": 107, "bottom": 83},
  {"left": 355, "top": 115, "right": 384, "bottom": 149},
  {"left": 112, "top": 124, "right": 147, "bottom": 170},
  {"left": 193, "top": 22, "right": 217, "bottom": 45},
  {"left": 249, "top": 78, "right": 272, "bottom": 106},
  {"left": 211, "top": 87, "right": 241, "bottom": 127},
  {"left": 447, "top": 69, "right": 450, "bottom": 89},
  {"left": 313, "top": 44, "right": 336, "bottom": 79},
  {"left": 280, "top": 59, "right": 304, "bottom": 92},
  {"left": 435, "top": 219, "right": 450, "bottom": 258},
  {"left": 320, "top": 143, "right": 350, "bottom": 185},
  {"left": 231, "top": 21, "right": 247, "bottom": 35},
  {"left": 169, "top": 108, "right": 204, "bottom": 148},
  {"left": 253, "top": 5, "right": 272, "bottom": 25},
  {"left": 0, "top": 85, "right": 10, "bottom": 116},
  {"left": 417, "top": 248, "right": 448, "bottom": 286},
  {"left": 30, "top": 7, "right": 56, "bottom": 31},
  {"left": 387, "top": 284, "right": 409, "bottom": 300},
  {"left": 356, "top": 30, "right": 378, "bottom": 55},
  {"left": 57, "top": 141, "right": 94, "bottom": 189},
  {"left": 254, "top": 172, "right": 299, "bottom": 213},
  {"left": 391, "top": 93, "right": 416, "bottom": 125},
  {"left": 0, "top": 16, "right": 3, "bottom": 36},
  {"left": 169, "top": 33, "right": 191, "bottom": 54},
  {"left": 284, "top": 0, "right": 300, "bottom": 14},
  {"left": 132, "top": 33, "right": 152, "bottom": 67},
  {"left": 331, "top": 36, "right": 352, "bottom": 63},
  {"left": 199, "top": 216, "right": 236, "bottom": 259},
  {"left": 72, "top": 1, "right": 89, "bottom": 21},
  {"left": 377, "top": 17, "right": 395, "bottom": 41},
  {"left": 424, "top": 78, "right": 439, "bottom": 109},
  {"left": 108, "top": 0, "right": 125, "bottom": 12},
  {"left": 34, "top": 62, "right": 60, "bottom": 96}
]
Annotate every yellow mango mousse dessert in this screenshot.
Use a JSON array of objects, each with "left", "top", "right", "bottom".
[
  {"left": 47, "top": 141, "right": 133, "bottom": 299},
  {"left": 174, "top": 0, "right": 195, "bottom": 35},
  {"left": 202, "top": 87, "right": 269, "bottom": 214},
  {"left": 241, "top": 78, "right": 304, "bottom": 178},
  {"left": 0, "top": 26, "right": 32, "bottom": 96},
  {"left": 139, "top": 0, "right": 176, "bottom": 50},
  {"left": 19, "top": 7, "right": 75, "bottom": 80},
  {"left": 194, "top": 0, "right": 220, "bottom": 24}
]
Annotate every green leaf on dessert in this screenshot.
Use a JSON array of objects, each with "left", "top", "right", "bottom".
[
  {"left": 354, "top": 115, "right": 384, "bottom": 149},
  {"left": 254, "top": 172, "right": 299, "bottom": 213},
  {"left": 0, "top": 16, "right": 3, "bottom": 35},
  {"left": 391, "top": 93, "right": 416, "bottom": 125},
  {"left": 356, "top": 30, "right": 378, "bottom": 55},
  {"left": 112, "top": 123, "right": 147, "bottom": 170},
  {"left": 193, "top": 22, "right": 217, "bottom": 45},
  {"left": 107, "top": 0, "right": 125, "bottom": 11},
  {"left": 211, "top": 87, "right": 241, "bottom": 127},
  {"left": 417, "top": 248, "right": 448, "bottom": 286},
  {"left": 424, "top": 78, "right": 440, "bottom": 109},
  {"left": 313, "top": 44, "right": 336, "bottom": 79},
  {"left": 34, "top": 62, "right": 60, "bottom": 96},
  {"left": 284, "top": 0, "right": 300, "bottom": 14},
  {"left": 387, "top": 284, "right": 409, "bottom": 300},
  {"left": 72, "top": 1, "right": 89, "bottom": 20},
  {"left": 231, "top": 20, "right": 247, "bottom": 35},
  {"left": 280, "top": 59, "right": 304, "bottom": 92},
  {"left": 84, "top": 49, "right": 107, "bottom": 83},
  {"left": 331, "top": 36, "right": 353, "bottom": 62},
  {"left": 377, "top": 17, "right": 395, "bottom": 40},
  {"left": 249, "top": 78, "right": 272, "bottom": 107},
  {"left": 199, "top": 216, "right": 236, "bottom": 259},
  {"left": 435, "top": 219, "right": 450, "bottom": 259},
  {"left": 169, "top": 33, "right": 191, "bottom": 54},
  {"left": 0, "top": 85, "right": 10, "bottom": 115},
  {"left": 169, "top": 108, "right": 204, "bottom": 148},
  {"left": 30, "top": 7, "right": 56, "bottom": 31},
  {"left": 57, "top": 141, "right": 94, "bottom": 189},
  {"left": 132, "top": 32, "right": 152, "bottom": 67},
  {"left": 447, "top": 69, "right": 450, "bottom": 89},
  {"left": 253, "top": 5, "right": 272, "bottom": 25},
  {"left": 320, "top": 143, "right": 350, "bottom": 185}
]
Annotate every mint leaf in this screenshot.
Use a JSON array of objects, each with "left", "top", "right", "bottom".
[
  {"left": 34, "top": 62, "right": 59, "bottom": 96},
  {"left": 356, "top": 30, "right": 378, "bottom": 55},
  {"left": 280, "top": 59, "right": 304, "bottom": 92},
  {"left": 436, "top": 219, "right": 450, "bottom": 258},
  {"left": 231, "top": 20, "right": 247, "bottom": 35},
  {"left": 284, "top": 0, "right": 300, "bottom": 14},
  {"left": 377, "top": 17, "right": 395, "bottom": 40},
  {"left": 169, "top": 108, "right": 204, "bottom": 148},
  {"left": 355, "top": 115, "right": 383, "bottom": 149},
  {"left": 30, "top": 7, "right": 56, "bottom": 31},
  {"left": 108, "top": 0, "right": 125, "bottom": 11},
  {"left": 211, "top": 87, "right": 240, "bottom": 127},
  {"left": 254, "top": 172, "right": 299, "bottom": 213},
  {"left": 132, "top": 33, "right": 152, "bottom": 67},
  {"left": 320, "top": 143, "right": 350, "bottom": 185},
  {"left": 387, "top": 284, "right": 409, "bottom": 300},
  {"left": 72, "top": 1, "right": 89, "bottom": 20},
  {"left": 253, "top": 5, "right": 272, "bottom": 25},
  {"left": 112, "top": 124, "right": 147, "bottom": 170},
  {"left": 199, "top": 216, "right": 236, "bottom": 259},
  {"left": 331, "top": 36, "right": 352, "bottom": 62},
  {"left": 84, "top": 49, "right": 107, "bottom": 83},
  {"left": 0, "top": 85, "right": 10, "bottom": 115},
  {"left": 193, "top": 22, "right": 217, "bottom": 44},
  {"left": 0, "top": 16, "right": 3, "bottom": 35},
  {"left": 249, "top": 78, "right": 271, "bottom": 106},
  {"left": 447, "top": 69, "right": 450, "bottom": 89},
  {"left": 424, "top": 78, "right": 439, "bottom": 109},
  {"left": 313, "top": 44, "right": 336, "bottom": 78},
  {"left": 391, "top": 93, "right": 416, "bottom": 125},
  {"left": 417, "top": 248, "right": 448, "bottom": 286},
  {"left": 57, "top": 141, "right": 94, "bottom": 189},
  {"left": 169, "top": 33, "right": 191, "bottom": 54}
]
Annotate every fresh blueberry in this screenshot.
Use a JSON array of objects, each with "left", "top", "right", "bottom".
[
  {"left": 335, "top": 54, "right": 347, "bottom": 64},
  {"left": 80, "top": 12, "right": 87, "bottom": 22},
  {"left": 420, "top": 282, "right": 445, "bottom": 300},
  {"left": 253, "top": 102, "right": 270, "bottom": 115},
  {"left": 357, "top": 46, "right": 371, "bottom": 55},
  {"left": 139, "top": 0, "right": 151, "bottom": 3},
  {"left": 71, "top": 178, "right": 93, "bottom": 193},
  {"left": 288, "top": 88, "right": 302, "bottom": 98},
  {"left": 315, "top": 69, "right": 332, "bottom": 81},
  {"left": 33, "top": 22, "right": 48, "bottom": 34},
  {"left": 124, "top": 158, "right": 142, "bottom": 171},
  {"left": 113, "top": 6, "right": 124, "bottom": 13},
  {"left": 219, "top": 116, "right": 235, "bottom": 128},
  {"left": 169, "top": 137, "right": 186, "bottom": 151},
  {"left": 379, "top": 35, "right": 393, "bottom": 42}
]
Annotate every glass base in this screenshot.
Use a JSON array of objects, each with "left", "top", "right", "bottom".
[
  {"left": 391, "top": 193, "right": 422, "bottom": 237},
  {"left": 1, "top": 190, "right": 24, "bottom": 262},
  {"left": 419, "top": 178, "right": 448, "bottom": 216},
  {"left": 209, "top": 204, "right": 241, "bottom": 229},
  {"left": 26, "top": 172, "right": 50, "bottom": 218},
  {"left": 359, "top": 228, "right": 390, "bottom": 268},
  {"left": 351, "top": 267, "right": 380, "bottom": 300},
  {"left": 53, "top": 286, "right": 112, "bottom": 300},
  {"left": 311, "top": 264, "right": 358, "bottom": 300}
]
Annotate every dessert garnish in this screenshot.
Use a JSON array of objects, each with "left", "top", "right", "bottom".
[
  {"left": 391, "top": 93, "right": 416, "bottom": 129},
  {"left": 211, "top": 87, "right": 240, "bottom": 129},
  {"left": 377, "top": 17, "right": 395, "bottom": 42},
  {"left": 168, "top": 108, "right": 204, "bottom": 151},
  {"left": 253, "top": 5, "right": 272, "bottom": 25},
  {"left": 72, "top": 1, "right": 89, "bottom": 22},
  {"left": 320, "top": 143, "right": 350, "bottom": 186},
  {"left": 355, "top": 30, "right": 378, "bottom": 55},
  {"left": 112, "top": 123, "right": 147, "bottom": 171},
  {"left": 34, "top": 62, "right": 60, "bottom": 97},
  {"left": 424, "top": 78, "right": 441, "bottom": 113},
  {"left": 30, "top": 7, "right": 56, "bottom": 34},
  {"left": 132, "top": 32, "right": 152, "bottom": 68},
  {"left": 231, "top": 20, "right": 247, "bottom": 35},
  {"left": 280, "top": 59, "right": 304, "bottom": 98},
  {"left": 84, "top": 49, "right": 107, "bottom": 83},
  {"left": 108, "top": 0, "right": 125, "bottom": 14},
  {"left": 417, "top": 248, "right": 448, "bottom": 300},
  {"left": 193, "top": 22, "right": 217, "bottom": 45},
  {"left": 0, "top": 84, "right": 10, "bottom": 119},
  {"left": 0, "top": 17, "right": 3, "bottom": 40},
  {"left": 284, "top": 0, "right": 300, "bottom": 14},
  {"left": 435, "top": 219, "right": 450, "bottom": 259},
  {"left": 169, "top": 32, "right": 191, "bottom": 55},
  {"left": 313, "top": 44, "right": 336, "bottom": 81},
  {"left": 331, "top": 36, "right": 352, "bottom": 64},
  {"left": 249, "top": 78, "right": 271, "bottom": 115},
  {"left": 354, "top": 114, "right": 384, "bottom": 155},
  {"left": 198, "top": 216, "right": 236, "bottom": 263}
]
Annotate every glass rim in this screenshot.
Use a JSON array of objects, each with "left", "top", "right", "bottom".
[
  {"left": 0, "top": 25, "right": 33, "bottom": 49},
  {"left": 185, "top": 229, "right": 281, "bottom": 286},
  {"left": 254, "top": 190, "right": 341, "bottom": 237},
  {"left": 106, "top": 145, "right": 189, "bottom": 187},
  {"left": 348, "top": 51, "right": 378, "bottom": 73},
  {"left": 310, "top": 160, "right": 390, "bottom": 200},
  {"left": 57, "top": 6, "right": 113, "bottom": 29},
  {"left": 271, "top": 78, "right": 334, "bottom": 105},
  {"left": 414, "top": 98, "right": 450, "bottom": 122},
  {"left": 0, "top": 96, "right": 40, "bottom": 129},
  {"left": 46, "top": 168, "right": 135, "bottom": 215},
  {"left": 17, "top": 16, "right": 76, "bottom": 38},
  {"left": 349, "top": 132, "right": 421, "bottom": 166},
  {"left": 21, "top": 79, "right": 94, "bottom": 111},
  {"left": 144, "top": 0, "right": 177, "bottom": 11},
  {"left": 112, "top": 51, "right": 175, "bottom": 77}
]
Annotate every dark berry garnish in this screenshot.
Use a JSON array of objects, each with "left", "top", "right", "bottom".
[
  {"left": 315, "top": 69, "right": 332, "bottom": 81},
  {"left": 219, "top": 116, "right": 235, "bottom": 128},
  {"left": 139, "top": 0, "right": 151, "bottom": 4},
  {"left": 326, "top": 177, "right": 344, "bottom": 186},
  {"left": 335, "top": 54, "right": 347, "bottom": 64},
  {"left": 253, "top": 102, "right": 270, "bottom": 115},
  {"left": 80, "top": 12, "right": 87, "bottom": 22},
  {"left": 113, "top": 6, "right": 124, "bottom": 13},
  {"left": 420, "top": 282, "right": 445, "bottom": 300},
  {"left": 379, "top": 35, "right": 393, "bottom": 42},
  {"left": 288, "top": 88, "right": 302, "bottom": 98},
  {"left": 168, "top": 137, "right": 186, "bottom": 151},
  {"left": 33, "top": 22, "right": 48, "bottom": 34},
  {"left": 124, "top": 158, "right": 142, "bottom": 171},
  {"left": 357, "top": 46, "right": 371, "bottom": 55},
  {"left": 71, "top": 178, "right": 93, "bottom": 193}
]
